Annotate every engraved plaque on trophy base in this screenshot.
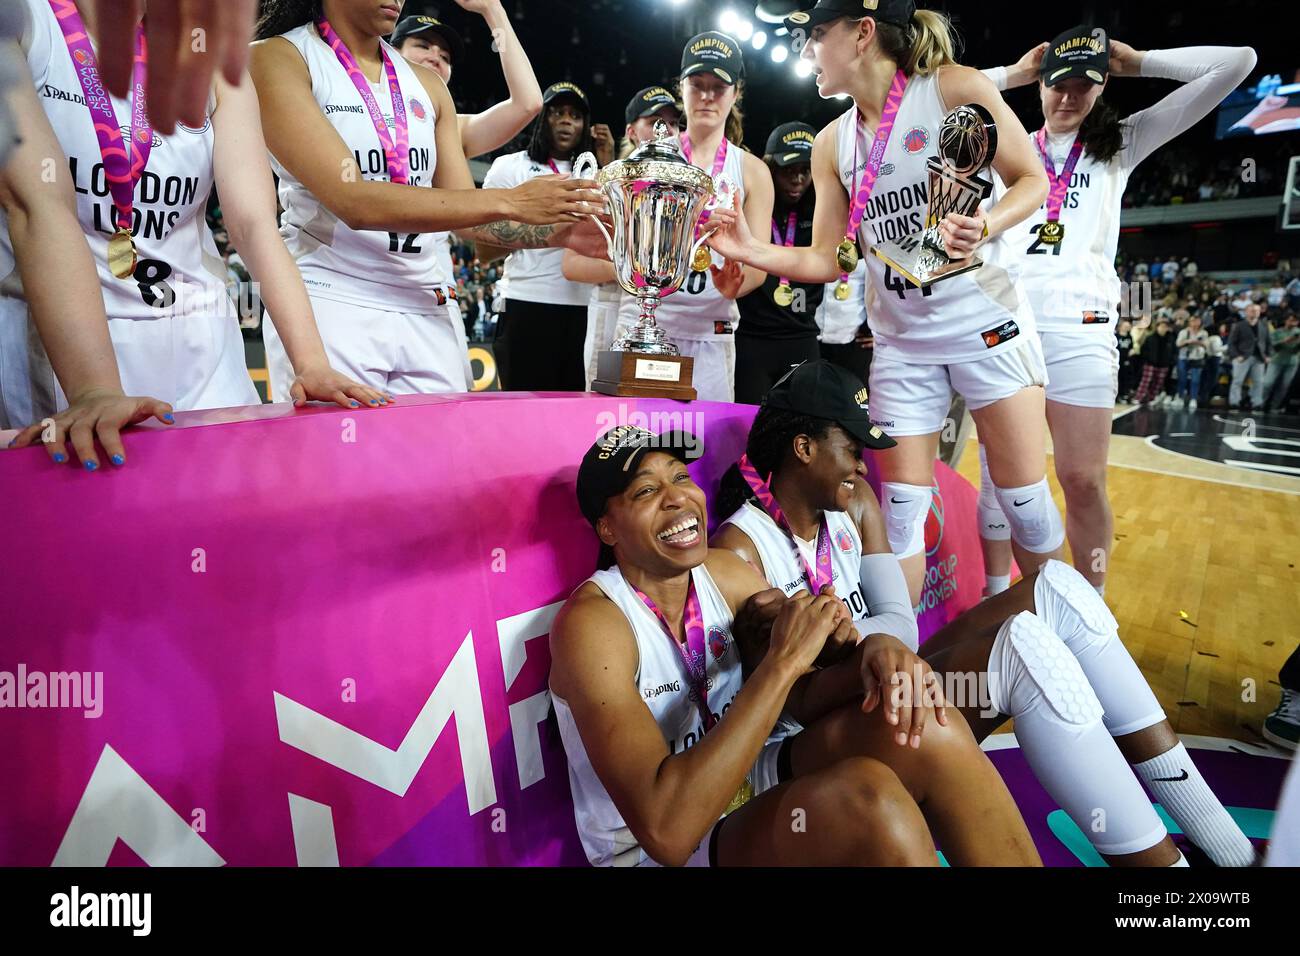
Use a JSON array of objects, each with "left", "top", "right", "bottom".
[{"left": 592, "top": 351, "right": 696, "bottom": 400}]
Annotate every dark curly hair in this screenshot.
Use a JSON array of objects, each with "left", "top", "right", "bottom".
[
  {"left": 526, "top": 99, "right": 596, "bottom": 165},
  {"left": 715, "top": 408, "right": 837, "bottom": 520},
  {"left": 254, "top": 0, "right": 322, "bottom": 41}
]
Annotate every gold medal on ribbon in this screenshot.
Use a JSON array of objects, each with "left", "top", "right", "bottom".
[
  {"left": 773, "top": 283, "right": 794, "bottom": 308},
  {"left": 1039, "top": 221, "right": 1064, "bottom": 245},
  {"left": 692, "top": 246, "right": 712, "bottom": 273},
  {"left": 836, "top": 237, "right": 859, "bottom": 273},
  {"left": 107, "top": 229, "right": 138, "bottom": 279},
  {"left": 724, "top": 778, "right": 755, "bottom": 815},
  {"left": 834, "top": 281, "right": 852, "bottom": 302}
]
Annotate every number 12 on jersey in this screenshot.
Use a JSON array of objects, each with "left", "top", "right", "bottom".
[{"left": 388, "top": 233, "right": 423, "bottom": 254}]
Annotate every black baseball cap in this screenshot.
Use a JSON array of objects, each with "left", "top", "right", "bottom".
[
  {"left": 542, "top": 81, "right": 590, "bottom": 111},
  {"left": 625, "top": 86, "right": 682, "bottom": 126},
  {"left": 1040, "top": 25, "right": 1109, "bottom": 87},
  {"left": 765, "top": 122, "right": 816, "bottom": 166},
  {"left": 764, "top": 360, "right": 896, "bottom": 450},
  {"left": 576, "top": 427, "right": 703, "bottom": 527},
  {"left": 390, "top": 15, "right": 465, "bottom": 66},
  {"left": 785, "top": 0, "right": 916, "bottom": 32},
  {"left": 681, "top": 31, "right": 745, "bottom": 85}
]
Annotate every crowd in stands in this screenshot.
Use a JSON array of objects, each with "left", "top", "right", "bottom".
[{"left": 1123, "top": 137, "right": 1296, "bottom": 208}]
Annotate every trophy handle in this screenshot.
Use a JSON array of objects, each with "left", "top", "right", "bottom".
[{"left": 589, "top": 214, "right": 615, "bottom": 260}]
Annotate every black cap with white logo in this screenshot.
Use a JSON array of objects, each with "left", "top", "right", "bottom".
[
  {"left": 576, "top": 427, "right": 703, "bottom": 527},
  {"left": 1040, "top": 25, "right": 1110, "bottom": 87},
  {"left": 681, "top": 31, "right": 745, "bottom": 85},
  {"left": 765, "top": 122, "right": 816, "bottom": 166},
  {"left": 543, "top": 81, "right": 590, "bottom": 111},
  {"left": 625, "top": 86, "right": 682, "bottom": 126},
  {"left": 390, "top": 15, "right": 465, "bottom": 66},
  {"left": 763, "top": 360, "right": 896, "bottom": 450},
  {"left": 785, "top": 0, "right": 917, "bottom": 32}
]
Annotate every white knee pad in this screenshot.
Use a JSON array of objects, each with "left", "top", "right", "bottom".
[
  {"left": 977, "top": 445, "right": 1011, "bottom": 541},
  {"left": 880, "top": 482, "right": 932, "bottom": 559},
  {"left": 992, "top": 477, "right": 1065, "bottom": 555},
  {"left": 987, "top": 611, "right": 1104, "bottom": 727},
  {"left": 1035, "top": 560, "right": 1166, "bottom": 737}
]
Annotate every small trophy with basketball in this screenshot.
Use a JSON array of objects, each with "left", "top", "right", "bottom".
[{"left": 871, "top": 103, "right": 999, "bottom": 287}]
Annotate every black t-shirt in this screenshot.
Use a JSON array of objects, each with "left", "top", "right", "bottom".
[{"left": 737, "top": 208, "right": 823, "bottom": 340}]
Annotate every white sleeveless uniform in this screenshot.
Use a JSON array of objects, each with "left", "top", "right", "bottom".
[
  {"left": 835, "top": 74, "right": 1046, "bottom": 436},
  {"left": 582, "top": 282, "right": 629, "bottom": 389},
  {"left": 263, "top": 24, "right": 469, "bottom": 399},
  {"left": 614, "top": 136, "right": 747, "bottom": 403},
  {"left": 550, "top": 563, "right": 784, "bottom": 867},
  {"left": 0, "top": 0, "right": 257, "bottom": 427},
  {"left": 815, "top": 260, "right": 868, "bottom": 346}
]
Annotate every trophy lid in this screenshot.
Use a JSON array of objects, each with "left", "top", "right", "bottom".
[
  {"left": 627, "top": 120, "right": 691, "bottom": 164},
  {"left": 598, "top": 120, "right": 715, "bottom": 193}
]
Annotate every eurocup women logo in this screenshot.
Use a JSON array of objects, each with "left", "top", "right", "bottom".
[
  {"left": 73, "top": 49, "right": 89, "bottom": 65},
  {"left": 903, "top": 126, "right": 930, "bottom": 154},
  {"left": 707, "top": 625, "right": 729, "bottom": 661},
  {"left": 836, "top": 529, "right": 854, "bottom": 552},
  {"left": 409, "top": 97, "right": 427, "bottom": 122},
  {"left": 924, "top": 478, "right": 944, "bottom": 558}
]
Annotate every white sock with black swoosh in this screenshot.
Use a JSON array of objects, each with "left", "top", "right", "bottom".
[{"left": 1133, "top": 744, "right": 1256, "bottom": 867}]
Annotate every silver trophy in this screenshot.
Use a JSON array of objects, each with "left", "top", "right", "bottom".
[
  {"left": 589, "top": 122, "right": 724, "bottom": 357},
  {"left": 871, "top": 103, "right": 999, "bottom": 288}
]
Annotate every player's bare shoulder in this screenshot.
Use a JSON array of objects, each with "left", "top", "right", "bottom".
[{"left": 548, "top": 580, "right": 637, "bottom": 699}]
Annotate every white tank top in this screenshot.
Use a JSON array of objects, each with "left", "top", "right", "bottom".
[
  {"left": 835, "top": 73, "right": 1036, "bottom": 364},
  {"left": 550, "top": 562, "right": 743, "bottom": 867},
  {"left": 272, "top": 24, "right": 447, "bottom": 313},
  {"left": 433, "top": 231, "right": 455, "bottom": 290},
  {"left": 992, "top": 130, "right": 1129, "bottom": 334},
  {"left": 0, "top": 0, "right": 227, "bottom": 321},
  {"left": 815, "top": 259, "right": 868, "bottom": 345},
  {"left": 721, "top": 501, "right": 869, "bottom": 620},
  {"left": 615, "top": 136, "right": 747, "bottom": 341}
]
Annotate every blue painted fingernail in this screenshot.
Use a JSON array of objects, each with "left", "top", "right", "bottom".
[
  {"left": 111, "top": 454, "right": 125, "bottom": 466},
  {"left": 163, "top": 413, "right": 174, "bottom": 422},
  {"left": 84, "top": 460, "right": 98, "bottom": 472},
  {"left": 350, "top": 401, "right": 360, "bottom": 408},
  {"left": 369, "top": 400, "right": 378, "bottom": 406},
  {"left": 53, "top": 453, "right": 66, "bottom": 463}
]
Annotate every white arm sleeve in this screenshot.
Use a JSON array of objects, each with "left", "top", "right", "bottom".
[
  {"left": 1121, "top": 46, "right": 1258, "bottom": 171},
  {"left": 981, "top": 66, "right": 1008, "bottom": 92},
  {"left": 852, "top": 552, "right": 919, "bottom": 652}
]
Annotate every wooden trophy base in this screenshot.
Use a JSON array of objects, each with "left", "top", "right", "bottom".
[{"left": 591, "top": 350, "right": 697, "bottom": 400}]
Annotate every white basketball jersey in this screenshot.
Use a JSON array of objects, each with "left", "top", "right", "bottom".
[
  {"left": 722, "top": 501, "right": 869, "bottom": 621},
  {"left": 815, "top": 259, "right": 868, "bottom": 345},
  {"left": 0, "top": 0, "right": 227, "bottom": 321},
  {"left": 272, "top": 24, "right": 446, "bottom": 313},
  {"left": 481, "top": 152, "right": 589, "bottom": 307},
  {"left": 615, "top": 137, "right": 747, "bottom": 342},
  {"left": 432, "top": 231, "right": 455, "bottom": 287},
  {"left": 993, "top": 130, "right": 1129, "bottom": 333},
  {"left": 551, "top": 562, "right": 743, "bottom": 867},
  {"left": 835, "top": 73, "right": 1036, "bottom": 364}
]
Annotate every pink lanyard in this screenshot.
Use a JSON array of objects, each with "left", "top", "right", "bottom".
[
  {"left": 49, "top": 1, "right": 150, "bottom": 236},
  {"left": 546, "top": 159, "right": 562, "bottom": 174},
  {"left": 738, "top": 454, "right": 833, "bottom": 594},
  {"left": 1034, "top": 128, "right": 1084, "bottom": 223},
  {"left": 771, "top": 210, "right": 798, "bottom": 292},
  {"left": 681, "top": 132, "right": 729, "bottom": 233},
  {"left": 316, "top": 18, "right": 410, "bottom": 184},
  {"left": 631, "top": 576, "right": 714, "bottom": 731},
  {"left": 840, "top": 69, "right": 908, "bottom": 285}
]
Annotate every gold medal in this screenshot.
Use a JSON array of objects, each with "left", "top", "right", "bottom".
[
  {"left": 834, "top": 281, "right": 852, "bottom": 302},
  {"left": 724, "top": 778, "right": 754, "bottom": 815},
  {"left": 107, "top": 229, "right": 137, "bottom": 279},
  {"left": 1039, "top": 221, "right": 1064, "bottom": 245},
  {"left": 773, "top": 283, "right": 794, "bottom": 307},
  {"left": 692, "top": 245, "right": 712, "bottom": 273},
  {"left": 836, "top": 237, "right": 859, "bottom": 273}
]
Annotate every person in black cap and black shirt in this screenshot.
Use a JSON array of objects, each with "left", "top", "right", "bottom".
[
  {"left": 735, "top": 123, "right": 823, "bottom": 405},
  {"left": 548, "top": 420, "right": 1041, "bottom": 866},
  {"left": 483, "top": 81, "right": 601, "bottom": 391},
  {"left": 973, "top": 29, "right": 1256, "bottom": 615}
]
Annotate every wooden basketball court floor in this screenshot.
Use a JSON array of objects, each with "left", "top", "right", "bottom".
[{"left": 959, "top": 411, "right": 1299, "bottom": 750}]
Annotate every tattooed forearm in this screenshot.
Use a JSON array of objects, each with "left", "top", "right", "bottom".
[{"left": 459, "top": 220, "right": 558, "bottom": 249}]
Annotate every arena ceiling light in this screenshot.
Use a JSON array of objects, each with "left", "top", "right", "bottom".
[
  {"left": 718, "top": 9, "right": 739, "bottom": 33},
  {"left": 771, "top": 44, "right": 789, "bottom": 64},
  {"left": 755, "top": 0, "right": 800, "bottom": 23},
  {"left": 794, "top": 59, "right": 813, "bottom": 78},
  {"left": 733, "top": 19, "right": 754, "bottom": 42},
  {"left": 752, "top": 31, "right": 768, "bottom": 50}
]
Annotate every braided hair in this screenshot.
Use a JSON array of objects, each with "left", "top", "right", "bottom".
[
  {"left": 526, "top": 102, "right": 597, "bottom": 166},
  {"left": 715, "top": 408, "right": 836, "bottom": 520},
  {"left": 254, "top": 0, "right": 322, "bottom": 40}
]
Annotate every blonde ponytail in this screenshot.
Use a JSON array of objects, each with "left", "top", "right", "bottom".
[{"left": 875, "top": 9, "right": 961, "bottom": 77}]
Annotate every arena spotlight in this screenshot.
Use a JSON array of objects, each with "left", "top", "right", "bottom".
[
  {"left": 734, "top": 19, "right": 754, "bottom": 42},
  {"left": 718, "top": 9, "right": 739, "bottom": 33},
  {"left": 794, "top": 59, "right": 813, "bottom": 78},
  {"left": 752, "top": 31, "right": 768, "bottom": 50},
  {"left": 771, "top": 44, "right": 789, "bottom": 64}
]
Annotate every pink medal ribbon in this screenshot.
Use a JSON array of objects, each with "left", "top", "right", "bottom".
[
  {"left": 49, "top": 1, "right": 151, "bottom": 241},
  {"left": 838, "top": 69, "right": 909, "bottom": 285},
  {"left": 316, "top": 18, "right": 410, "bottom": 184},
  {"left": 771, "top": 210, "right": 798, "bottom": 298},
  {"left": 631, "top": 577, "right": 714, "bottom": 731},
  {"left": 682, "top": 132, "right": 729, "bottom": 267},
  {"left": 1034, "top": 127, "right": 1083, "bottom": 233},
  {"left": 546, "top": 159, "right": 562, "bottom": 175},
  {"left": 738, "top": 454, "right": 834, "bottom": 595}
]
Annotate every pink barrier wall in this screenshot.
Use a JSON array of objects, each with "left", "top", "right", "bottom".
[{"left": 0, "top": 394, "right": 986, "bottom": 866}]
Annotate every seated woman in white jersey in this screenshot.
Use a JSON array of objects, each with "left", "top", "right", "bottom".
[
  {"left": 0, "top": 0, "right": 385, "bottom": 453},
  {"left": 973, "top": 27, "right": 1256, "bottom": 597},
  {"left": 561, "top": 87, "right": 683, "bottom": 389},
  {"left": 390, "top": 5, "right": 544, "bottom": 373},
  {"left": 250, "top": 1, "right": 605, "bottom": 399},
  {"left": 482, "top": 82, "right": 601, "bottom": 392},
  {"left": 550, "top": 425, "right": 1042, "bottom": 867},
  {"left": 706, "top": 0, "right": 1066, "bottom": 606},
  {"left": 608, "top": 32, "right": 774, "bottom": 405},
  {"left": 714, "top": 360, "right": 1254, "bottom": 866},
  {"left": 734, "top": 123, "right": 824, "bottom": 405}
]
